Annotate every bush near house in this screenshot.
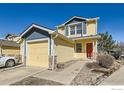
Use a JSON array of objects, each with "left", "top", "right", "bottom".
[{"left": 97, "top": 53, "right": 114, "bottom": 68}]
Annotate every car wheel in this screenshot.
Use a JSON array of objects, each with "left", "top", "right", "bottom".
[{"left": 5, "top": 59, "right": 15, "bottom": 67}]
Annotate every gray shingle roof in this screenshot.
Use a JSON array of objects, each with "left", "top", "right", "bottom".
[{"left": 0, "top": 39, "right": 20, "bottom": 47}]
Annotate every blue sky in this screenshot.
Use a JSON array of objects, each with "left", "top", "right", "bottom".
[{"left": 0, "top": 3, "right": 123, "bottom": 42}]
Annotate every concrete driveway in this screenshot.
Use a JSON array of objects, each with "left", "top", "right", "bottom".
[{"left": 0, "top": 66, "right": 46, "bottom": 85}]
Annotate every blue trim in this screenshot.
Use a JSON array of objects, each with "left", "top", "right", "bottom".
[
  {"left": 20, "top": 23, "right": 54, "bottom": 37},
  {"left": 24, "top": 28, "right": 50, "bottom": 40}
]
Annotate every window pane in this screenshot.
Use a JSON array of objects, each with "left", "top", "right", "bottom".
[
  {"left": 76, "top": 43, "right": 82, "bottom": 53},
  {"left": 77, "top": 23, "right": 82, "bottom": 34},
  {"left": 83, "top": 22, "right": 87, "bottom": 34},
  {"left": 70, "top": 25, "right": 75, "bottom": 35},
  {"left": 65, "top": 26, "right": 68, "bottom": 36}
]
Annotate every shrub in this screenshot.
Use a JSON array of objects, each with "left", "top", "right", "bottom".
[{"left": 97, "top": 53, "right": 114, "bottom": 68}]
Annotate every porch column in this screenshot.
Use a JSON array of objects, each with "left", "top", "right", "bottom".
[
  {"left": 93, "top": 40, "right": 95, "bottom": 59},
  {"left": 93, "top": 40, "right": 97, "bottom": 59}
]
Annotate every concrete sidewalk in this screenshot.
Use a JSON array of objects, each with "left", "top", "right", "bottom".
[
  {"left": 101, "top": 66, "right": 124, "bottom": 85},
  {"left": 33, "top": 60, "right": 87, "bottom": 85}
]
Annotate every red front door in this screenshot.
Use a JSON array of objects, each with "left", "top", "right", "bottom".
[{"left": 86, "top": 43, "right": 93, "bottom": 58}]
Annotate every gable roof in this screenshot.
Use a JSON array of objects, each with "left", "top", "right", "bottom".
[
  {"left": 63, "top": 16, "right": 87, "bottom": 25},
  {"left": 20, "top": 24, "right": 54, "bottom": 38},
  {"left": 0, "top": 39, "right": 20, "bottom": 47},
  {"left": 57, "top": 16, "right": 99, "bottom": 28}
]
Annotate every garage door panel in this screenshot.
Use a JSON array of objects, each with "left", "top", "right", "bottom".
[{"left": 27, "top": 41, "right": 49, "bottom": 68}]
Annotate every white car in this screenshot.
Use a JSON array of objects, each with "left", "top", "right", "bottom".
[{"left": 0, "top": 56, "right": 18, "bottom": 68}]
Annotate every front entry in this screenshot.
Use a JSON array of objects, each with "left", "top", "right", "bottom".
[{"left": 86, "top": 43, "right": 93, "bottom": 58}]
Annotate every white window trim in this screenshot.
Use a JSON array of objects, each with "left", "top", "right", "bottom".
[
  {"left": 75, "top": 24, "right": 77, "bottom": 35},
  {"left": 82, "top": 22, "right": 88, "bottom": 36},
  {"left": 76, "top": 23, "right": 83, "bottom": 35},
  {"left": 66, "top": 22, "right": 88, "bottom": 37}
]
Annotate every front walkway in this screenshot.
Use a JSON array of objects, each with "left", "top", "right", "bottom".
[
  {"left": 33, "top": 60, "right": 88, "bottom": 85},
  {"left": 101, "top": 65, "right": 124, "bottom": 85}
]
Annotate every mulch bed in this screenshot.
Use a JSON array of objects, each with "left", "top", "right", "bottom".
[
  {"left": 12, "top": 77, "right": 63, "bottom": 85},
  {"left": 71, "top": 61, "right": 122, "bottom": 85},
  {"left": 71, "top": 63, "right": 104, "bottom": 85}
]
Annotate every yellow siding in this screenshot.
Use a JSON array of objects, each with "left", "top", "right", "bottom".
[
  {"left": 87, "top": 21, "right": 97, "bottom": 35},
  {"left": 27, "top": 41, "right": 49, "bottom": 68},
  {"left": 57, "top": 26, "right": 65, "bottom": 35},
  {"left": 74, "top": 38, "right": 97, "bottom": 59},
  {"left": 74, "top": 53, "right": 87, "bottom": 59},
  {"left": 54, "top": 37, "right": 75, "bottom": 63},
  {"left": 2, "top": 46, "right": 20, "bottom": 56}
]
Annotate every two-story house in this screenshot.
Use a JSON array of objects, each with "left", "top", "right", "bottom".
[
  {"left": 57, "top": 16, "right": 100, "bottom": 59},
  {"left": 19, "top": 16, "right": 100, "bottom": 70}
]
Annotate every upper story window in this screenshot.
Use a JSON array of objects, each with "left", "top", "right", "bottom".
[
  {"left": 83, "top": 22, "right": 86, "bottom": 34},
  {"left": 70, "top": 25, "right": 75, "bottom": 35},
  {"left": 77, "top": 23, "right": 82, "bottom": 34},
  {"left": 64, "top": 22, "right": 87, "bottom": 36},
  {"left": 65, "top": 26, "right": 69, "bottom": 36}
]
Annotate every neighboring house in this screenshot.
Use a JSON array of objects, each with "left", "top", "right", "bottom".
[
  {"left": 5, "top": 34, "right": 20, "bottom": 42},
  {"left": 19, "top": 16, "right": 100, "bottom": 70},
  {"left": 0, "top": 39, "right": 20, "bottom": 56}
]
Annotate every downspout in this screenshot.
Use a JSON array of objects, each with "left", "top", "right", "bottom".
[{"left": 51, "top": 33, "right": 58, "bottom": 70}]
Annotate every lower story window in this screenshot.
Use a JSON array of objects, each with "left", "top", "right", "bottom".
[{"left": 76, "top": 43, "right": 82, "bottom": 53}]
